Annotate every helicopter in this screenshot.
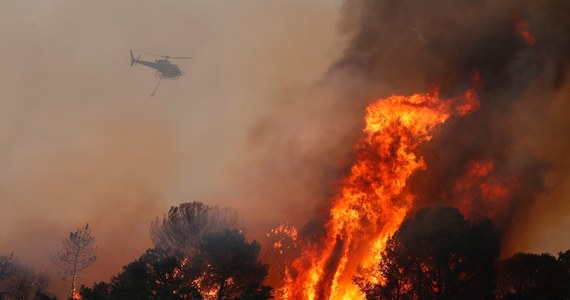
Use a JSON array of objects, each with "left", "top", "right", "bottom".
[{"left": 130, "top": 50, "right": 191, "bottom": 96}]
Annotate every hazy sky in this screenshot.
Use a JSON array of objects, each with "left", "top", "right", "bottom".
[{"left": 0, "top": 0, "right": 342, "bottom": 287}]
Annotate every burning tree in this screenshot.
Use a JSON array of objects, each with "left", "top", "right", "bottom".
[
  {"left": 51, "top": 223, "right": 97, "bottom": 299},
  {"left": 188, "top": 229, "right": 272, "bottom": 300},
  {"left": 287, "top": 89, "right": 480, "bottom": 298},
  {"left": 263, "top": 224, "right": 301, "bottom": 298},
  {"left": 81, "top": 229, "right": 271, "bottom": 300},
  {"left": 356, "top": 206, "right": 500, "bottom": 299},
  {"left": 81, "top": 202, "right": 270, "bottom": 299},
  {"left": 81, "top": 248, "right": 202, "bottom": 300},
  {"left": 277, "top": 0, "right": 570, "bottom": 296},
  {"left": 151, "top": 202, "right": 238, "bottom": 255}
]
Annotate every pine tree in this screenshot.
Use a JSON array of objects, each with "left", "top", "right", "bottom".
[{"left": 51, "top": 224, "right": 96, "bottom": 299}]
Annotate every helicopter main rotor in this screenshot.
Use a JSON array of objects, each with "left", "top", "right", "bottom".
[{"left": 132, "top": 49, "right": 191, "bottom": 60}]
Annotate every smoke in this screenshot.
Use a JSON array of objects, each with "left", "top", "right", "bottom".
[
  {"left": 230, "top": 1, "right": 570, "bottom": 269},
  {"left": 237, "top": 2, "right": 570, "bottom": 297},
  {"left": 241, "top": 0, "right": 570, "bottom": 259},
  {"left": 506, "top": 70, "right": 570, "bottom": 254},
  {"left": 0, "top": 0, "right": 341, "bottom": 295},
  {"left": 0, "top": 115, "right": 181, "bottom": 287},
  {"left": 323, "top": 0, "right": 570, "bottom": 255}
]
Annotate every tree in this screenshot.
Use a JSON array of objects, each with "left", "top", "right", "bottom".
[
  {"left": 189, "top": 229, "right": 272, "bottom": 300},
  {"left": 262, "top": 224, "right": 301, "bottom": 298},
  {"left": 83, "top": 204, "right": 270, "bottom": 299},
  {"left": 558, "top": 249, "right": 570, "bottom": 275},
  {"left": 79, "top": 281, "right": 111, "bottom": 300},
  {"left": 51, "top": 224, "right": 96, "bottom": 299},
  {"left": 81, "top": 230, "right": 271, "bottom": 300},
  {"left": 357, "top": 206, "right": 500, "bottom": 300},
  {"left": 81, "top": 248, "right": 202, "bottom": 300},
  {"left": 496, "top": 252, "right": 570, "bottom": 300},
  {"left": 151, "top": 202, "right": 238, "bottom": 255},
  {"left": 0, "top": 253, "right": 16, "bottom": 281},
  {"left": 7, "top": 265, "right": 50, "bottom": 300},
  {"left": 0, "top": 253, "right": 53, "bottom": 300}
]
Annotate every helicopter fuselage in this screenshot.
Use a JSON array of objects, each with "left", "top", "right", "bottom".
[{"left": 133, "top": 58, "right": 182, "bottom": 79}]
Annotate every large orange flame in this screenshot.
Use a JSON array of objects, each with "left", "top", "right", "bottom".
[{"left": 286, "top": 88, "right": 480, "bottom": 299}]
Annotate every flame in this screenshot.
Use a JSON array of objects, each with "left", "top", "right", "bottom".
[
  {"left": 266, "top": 224, "right": 301, "bottom": 299},
  {"left": 286, "top": 88, "right": 480, "bottom": 299},
  {"left": 72, "top": 290, "right": 81, "bottom": 300},
  {"left": 514, "top": 13, "right": 536, "bottom": 45},
  {"left": 269, "top": 224, "right": 299, "bottom": 251},
  {"left": 453, "top": 160, "right": 518, "bottom": 220}
]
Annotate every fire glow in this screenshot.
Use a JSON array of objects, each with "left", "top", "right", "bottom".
[
  {"left": 453, "top": 160, "right": 518, "bottom": 221},
  {"left": 514, "top": 13, "right": 536, "bottom": 45},
  {"left": 284, "top": 88, "right": 480, "bottom": 299}
]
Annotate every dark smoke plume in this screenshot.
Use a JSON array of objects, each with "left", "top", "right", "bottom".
[{"left": 327, "top": 0, "right": 570, "bottom": 254}]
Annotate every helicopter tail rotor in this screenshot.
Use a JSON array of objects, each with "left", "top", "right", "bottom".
[{"left": 130, "top": 50, "right": 140, "bottom": 66}]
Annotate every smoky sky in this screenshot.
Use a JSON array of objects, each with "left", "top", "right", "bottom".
[{"left": 0, "top": 0, "right": 340, "bottom": 294}]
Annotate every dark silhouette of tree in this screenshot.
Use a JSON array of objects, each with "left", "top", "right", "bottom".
[
  {"left": 0, "top": 253, "right": 53, "bottom": 300},
  {"left": 51, "top": 224, "right": 96, "bottom": 299},
  {"left": 81, "top": 248, "right": 202, "bottom": 300},
  {"left": 558, "top": 249, "right": 570, "bottom": 274},
  {"left": 189, "top": 229, "right": 272, "bottom": 300},
  {"left": 81, "top": 230, "right": 271, "bottom": 300},
  {"left": 34, "top": 292, "right": 58, "bottom": 300},
  {"left": 496, "top": 252, "right": 570, "bottom": 300},
  {"left": 9, "top": 266, "right": 50, "bottom": 300},
  {"left": 356, "top": 206, "right": 500, "bottom": 300},
  {"left": 79, "top": 281, "right": 111, "bottom": 300},
  {"left": 151, "top": 202, "right": 238, "bottom": 255},
  {"left": 0, "top": 253, "right": 15, "bottom": 281}
]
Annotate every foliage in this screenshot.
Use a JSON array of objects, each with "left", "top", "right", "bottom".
[
  {"left": 81, "top": 248, "right": 202, "bottom": 300},
  {"left": 496, "top": 252, "right": 570, "bottom": 300},
  {"left": 0, "top": 253, "right": 16, "bottom": 281},
  {"left": 151, "top": 202, "right": 238, "bottom": 255},
  {"left": 558, "top": 249, "right": 570, "bottom": 274},
  {"left": 356, "top": 206, "right": 500, "bottom": 300},
  {"left": 0, "top": 253, "right": 53, "bottom": 300},
  {"left": 79, "top": 281, "right": 112, "bottom": 300},
  {"left": 189, "top": 229, "right": 272, "bottom": 299},
  {"left": 82, "top": 229, "right": 271, "bottom": 300}
]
